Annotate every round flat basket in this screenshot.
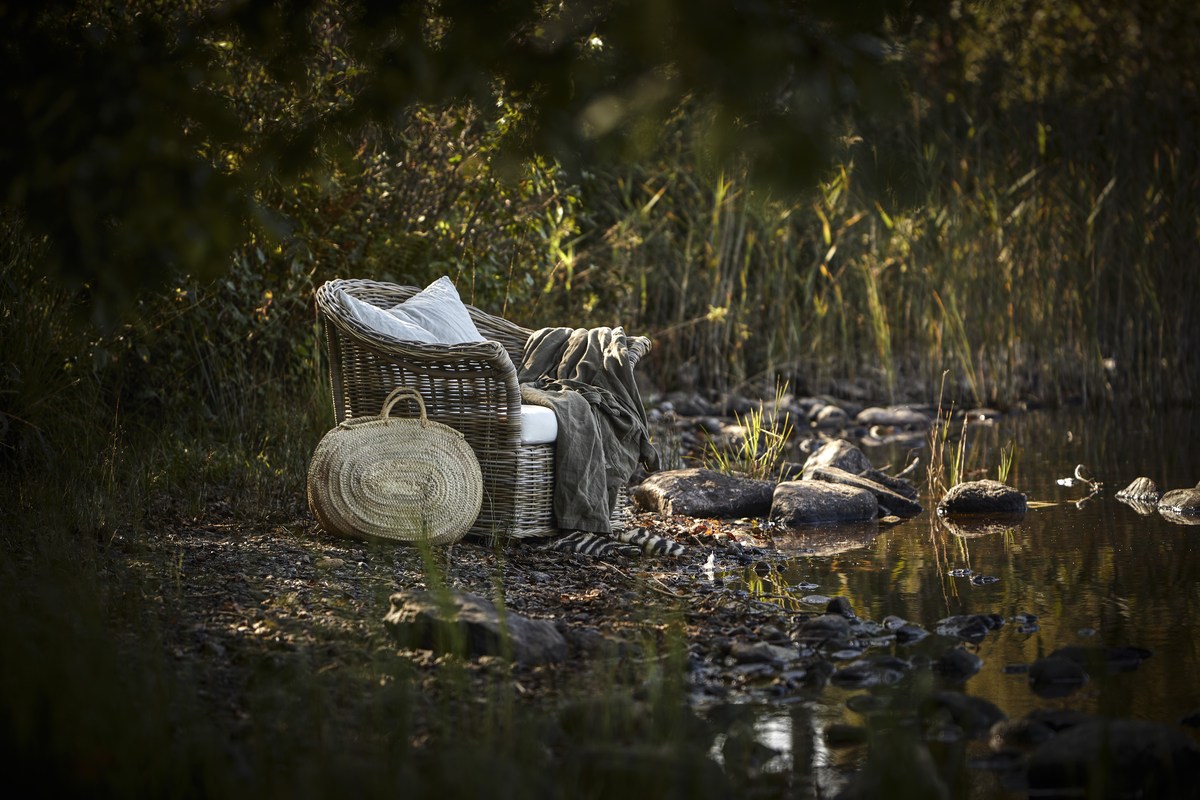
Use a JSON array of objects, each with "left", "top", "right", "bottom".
[{"left": 307, "top": 387, "right": 483, "bottom": 544}]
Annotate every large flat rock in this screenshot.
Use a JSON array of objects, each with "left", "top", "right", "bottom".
[
  {"left": 770, "top": 481, "right": 878, "bottom": 526},
  {"left": 631, "top": 468, "right": 774, "bottom": 518}
]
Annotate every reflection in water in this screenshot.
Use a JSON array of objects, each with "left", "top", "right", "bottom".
[
  {"left": 1159, "top": 507, "right": 1200, "bottom": 526},
  {"left": 768, "top": 521, "right": 881, "bottom": 557},
  {"left": 937, "top": 515, "right": 1024, "bottom": 539},
  {"left": 1117, "top": 497, "right": 1159, "bottom": 516},
  {"left": 727, "top": 407, "right": 1200, "bottom": 796}
]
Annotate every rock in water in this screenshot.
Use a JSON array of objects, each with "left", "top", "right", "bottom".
[
  {"left": 1159, "top": 487, "right": 1200, "bottom": 516},
  {"left": 770, "top": 481, "right": 878, "bottom": 525},
  {"left": 805, "top": 464, "right": 922, "bottom": 517},
  {"left": 1027, "top": 719, "right": 1200, "bottom": 799},
  {"left": 938, "top": 479, "right": 1027, "bottom": 516},
  {"left": 1116, "top": 476, "right": 1161, "bottom": 502}
]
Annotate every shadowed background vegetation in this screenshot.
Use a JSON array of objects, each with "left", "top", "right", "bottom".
[{"left": 2, "top": 0, "right": 1198, "bottom": 796}]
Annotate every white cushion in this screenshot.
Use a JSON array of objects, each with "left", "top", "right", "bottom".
[
  {"left": 335, "top": 288, "right": 436, "bottom": 343},
  {"left": 519, "top": 404, "right": 558, "bottom": 444},
  {"left": 388, "top": 276, "right": 485, "bottom": 344}
]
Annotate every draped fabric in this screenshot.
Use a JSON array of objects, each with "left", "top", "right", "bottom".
[{"left": 518, "top": 326, "right": 659, "bottom": 533}]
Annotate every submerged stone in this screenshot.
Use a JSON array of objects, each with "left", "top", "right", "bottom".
[
  {"left": 1028, "top": 655, "right": 1089, "bottom": 698},
  {"left": 1027, "top": 719, "right": 1200, "bottom": 800},
  {"left": 921, "top": 690, "right": 1007, "bottom": 740},
  {"left": 932, "top": 647, "right": 983, "bottom": 683}
]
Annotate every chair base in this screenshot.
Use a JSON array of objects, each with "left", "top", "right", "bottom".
[{"left": 469, "top": 442, "right": 630, "bottom": 540}]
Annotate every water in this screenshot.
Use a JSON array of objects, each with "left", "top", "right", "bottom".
[{"left": 720, "top": 407, "right": 1200, "bottom": 794}]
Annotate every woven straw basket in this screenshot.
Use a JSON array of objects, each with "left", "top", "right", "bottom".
[{"left": 307, "top": 387, "right": 483, "bottom": 544}]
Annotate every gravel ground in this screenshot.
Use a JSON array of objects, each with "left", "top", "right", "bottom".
[{"left": 109, "top": 499, "right": 813, "bottom": 738}]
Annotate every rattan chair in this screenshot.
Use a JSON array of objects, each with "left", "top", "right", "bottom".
[{"left": 315, "top": 278, "right": 649, "bottom": 539}]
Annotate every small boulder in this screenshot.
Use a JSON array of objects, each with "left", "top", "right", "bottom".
[
  {"left": 730, "top": 640, "right": 800, "bottom": 664},
  {"left": 1116, "top": 476, "right": 1161, "bottom": 502},
  {"left": 383, "top": 590, "right": 567, "bottom": 664},
  {"left": 811, "top": 404, "right": 850, "bottom": 429},
  {"left": 663, "top": 391, "right": 718, "bottom": 417},
  {"left": 631, "top": 468, "right": 774, "bottom": 518},
  {"left": 1027, "top": 719, "right": 1200, "bottom": 799},
  {"left": 802, "top": 439, "right": 874, "bottom": 475},
  {"left": 770, "top": 481, "right": 878, "bottom": 526},
  {"left": 805, "top": 464, "right": 922, "bottom": 517},
  {"left": 1028, "top": 655, "right": 1089, "bottom": 698},
  {"left": 938, "top": 479, "right": 1027, "bottom": 516},
  {"left": 826, "top": 596, "right": 856, "bottom": 618},
  {"left": 855, "top": 406, "right": 932, "bottom": 429},
  {"left": 799, "top": 614, "right": 853, "bottom": 639}
]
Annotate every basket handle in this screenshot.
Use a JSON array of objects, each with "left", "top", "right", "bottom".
[{"left": 380, "top": 387, "right": 429, "bottom": 427}]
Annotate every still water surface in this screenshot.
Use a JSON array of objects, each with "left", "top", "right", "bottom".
[{"left": 724, "top": 407, "right": 1200, "bottom": 794}]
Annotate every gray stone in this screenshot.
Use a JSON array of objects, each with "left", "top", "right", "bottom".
[
  {"left": 825, "top": 596, "right": 856, "bottom": 618},
  {"left": 937, "top": 479, "right": 1027, "bottom": 516},
  {"left": 799, "top": 614, "right": 852, "bottom": 638},
  {"left": 812, "top": 404, "right": 849, "bottom": 428},
  {"left": 805, "top": 464, "right": 923, "bottom": 517},
  {"left": 770, "top": 481, "right": 878, "bottom": 525},
  {"left": 663, "top": 391, "right": 718, "bottom": 417},
  {"left": 800, "top": 439, "right": 919, "bottom": 501},
  {"left": 383, "top": 589, "right": 567, "bottom": 664},
  {"left": 865, "top": 467, "right": 921, "bottom": 501},
  {"left": 1159, "top": 487, "right": 1200, "bottom": 515},
  {"left": 855, "top": 406, "right": 933, "bottom": 428},
  {"left": 1028, "top": 719, "right": 1200, "bottom": 799},
  {"left": 729, "top": 640, "right": 800, "bottom": 664},
  {"left": 802, "top": 439, "right": 874, "bottom": 475},
  {"left": 1116, "top": 476, "right": 1161, "bottom": 502},
  {"left": 631, "top": 468, "right": 774, "bottom": 518}
]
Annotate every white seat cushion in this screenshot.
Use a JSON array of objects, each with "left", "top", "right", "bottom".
[{"left": 519, "top": 404, "right": 558, "bottom": 444}]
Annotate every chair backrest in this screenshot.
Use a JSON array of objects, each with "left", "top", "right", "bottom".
[{"left": 314, "top": 279, "right": 522, "bottom": 442}]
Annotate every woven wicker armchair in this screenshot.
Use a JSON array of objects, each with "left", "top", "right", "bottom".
[{"left": 315, "top": 278, "right": 649, "bottom": 539}]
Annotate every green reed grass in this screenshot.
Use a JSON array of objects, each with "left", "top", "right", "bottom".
[{"left": 703, "top": 382, "right": 794, "bottom": 481}]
